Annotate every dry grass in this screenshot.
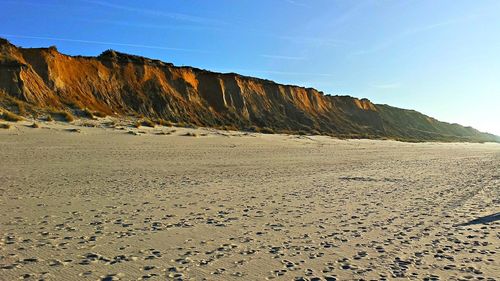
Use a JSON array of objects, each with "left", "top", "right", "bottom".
[
  {"left": 60, "top": 111, "right": 75, "bottom": 122},
  {"left": 310, "top": 129, "right": 321, "bottom": 135},
  {"left": 49, "top": 110, "right": 74, "bottom": 122},
  {"left": 140, "top": 118, "right": 155, "bottom": 127},
  {"left": 219, "top": 125, "right": 238, "bottom": 131},
  {"left": 155, "top": 131, "right": 172, "bottom": 135},
  {"left": 1, "top": 110, "right": 24, "bottom": 122},
  {"left": 175, "top": 121, "right": 198, "bottom": 129},
  {"left": 246, "top": 125, "right": 260, "bottom": 133},
  {"left": 0, "top": 123, "right": 11, "bottom": 129},
  {"left": 132, "top": 119, "right": 156, "bottom": 128},
  {"left": 15, "top": 101, "right": 26, "bottom": 116},
  {"left": 92, "top": 110, "right": 107, "bottom": 118},
  {"left": 260, "top": 127, "right": 275, "bottom": 134},
  {"left": 156, "top": 119, "right": 174, "bottom": 127},
  {"left": 81, "top": 108, "right": 96, "bottom": 119},
  {"left": 103, "top": 120, "right": 116, "bottom": 127}
]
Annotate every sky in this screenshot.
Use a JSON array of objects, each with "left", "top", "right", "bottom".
[{"left": 1, "top": 0, "right": 499, "bottom": 135}]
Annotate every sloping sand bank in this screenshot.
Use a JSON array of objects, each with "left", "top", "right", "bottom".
[{"left": 1, "top": 123, "right": 499, "bottom": 280}]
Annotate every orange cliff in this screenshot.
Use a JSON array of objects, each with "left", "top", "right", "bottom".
[{"left": 0, "top": 38, "right": 498, "bottom": 142}]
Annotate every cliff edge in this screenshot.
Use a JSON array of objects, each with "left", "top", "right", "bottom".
[{"left": 1, "top": 38, "right": 498, "bottom": 142}]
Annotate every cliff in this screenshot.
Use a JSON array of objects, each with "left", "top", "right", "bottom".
[{"left": 0, "top": 38, "right": 498, "bottom": 142}]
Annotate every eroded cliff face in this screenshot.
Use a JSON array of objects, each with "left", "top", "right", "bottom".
[{"left": 0, "top": 39, "right": 498, "bottom": 142}]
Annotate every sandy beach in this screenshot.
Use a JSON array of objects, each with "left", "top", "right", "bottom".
[{"left": 0, "top": 121, "right": 498, "bottom": 281}]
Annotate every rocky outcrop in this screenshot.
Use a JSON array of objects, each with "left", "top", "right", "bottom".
[{"left": 0, "top": 38, "right": 498, "bottom": 142}]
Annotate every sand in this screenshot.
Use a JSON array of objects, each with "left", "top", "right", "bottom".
[{"left": 0, "top": 120, "right": 499, "bottom": 281}]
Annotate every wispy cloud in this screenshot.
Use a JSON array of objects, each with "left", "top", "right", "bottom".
[
  {"left": 79, "top": 19, "right": 220, "bottom": 32},
  {"left": 350, "top": 15, "right": 476, "bottom": 57},
  {"left": 284, "top": 0, "right": 309, "bottom": 8},
  {"left": 331, "top": 0, "right": 373, "bottom": 28},
  {"left": 349, "top": 41, "right": 392, "bottom": 57},
  {"left": 0, "top": 34, "right": 209, "bottom": 53},
  {"left": 220, "top": 68, "right": 333, "bottom": 77},
  {"left": 260, "top": 54, "right": 306, "bottom": 61},
  {"left": 273, "top": 1, "right": 368, "bottom": 48},
  {"left": 403, "top": 19, "right": 463, "bottom": 36},
  {"left": 279, "top": 35, "right": 351, "bottom": 47},
  {"left": 0, "top": 0, "right": 64, "bottom": 8},
  {"left": 81, "top": 0, "right": 226, "bottom": 26},
  {"left": 371, "top": 83, "right": 401, "bottom": 89}
]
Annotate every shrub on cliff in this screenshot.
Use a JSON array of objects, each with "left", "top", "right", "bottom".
[
  {"left": 141, "top": 119, "right": 155, "bottom": 127},
  {"left": 1, "top": 110, "right": 23, "bottom": 122},
  {"left": 156, "top": 119, "right": 174, "bottom": 127},
  {"left": 247, "top": 125, "right": 260, "bottom": 133},
  {"left": 49, "top": 110, "right": 74, "bottom": 122},
  {"left": 260, "top": 127, "right": 275, "bottom": 134},
  {"left": 93, "top": 110, "right": 107, "bottom": 118},
  {"left": 61, "top": 111, "right": 75, "bottom": 122},
  {"left": 80, "top": 108, "right": 106, "bottom": 119},
  {"left": 132, "top": 118, "right": 156, "bottom": 128},
  {"left": 81, "top": 108, "right": 96, "bottom": 119}
]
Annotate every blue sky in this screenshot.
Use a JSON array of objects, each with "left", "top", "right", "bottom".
[{"left": 1, "top": 0, "right": 499, "bottom": 135}]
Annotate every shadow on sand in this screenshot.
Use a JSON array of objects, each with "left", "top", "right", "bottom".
[{"left": 456, "top": 212, "right": 500, "bottom": 226}]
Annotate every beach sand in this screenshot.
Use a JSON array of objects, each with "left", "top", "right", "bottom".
[{"left": 0, "top": 120, "right": 498, "bottom": 280}]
